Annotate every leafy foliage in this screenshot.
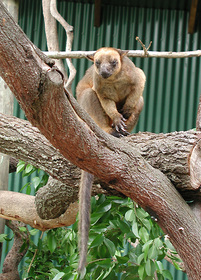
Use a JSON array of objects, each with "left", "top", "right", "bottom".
[
  {"left": 4, "top": 162, "right": 182, "bottom": 279},
  {"left": 16, "top": 160, "right": 49, "bottom": 194},
  {"left": 21, "top": 195, "right": 182, "bottom": 280}
]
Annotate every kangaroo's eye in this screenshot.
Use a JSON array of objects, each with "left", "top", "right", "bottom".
[
  {"left": 111, "top": 59, "right": 118, "bottom": 66},
  {"left": 95, "top": 60, "right": 101, "bottom": 67}
]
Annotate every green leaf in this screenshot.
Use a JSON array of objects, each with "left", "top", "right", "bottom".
[
  {"left": 97, "top": 194, "right": 106, "bottom": 204},
  {"left": 136, "top": 207, "right": 149, "bottom": 220},
  {"left": 154, "top": 237, "right": 163, "bottom": 249},
  {"left": 142, "top": 240, "right": 153, "bottom": 261},
  {"left": 25, "top": 163, "right": 33, "bottom": 173},
  {"left": 109, "top": 197, "right": 127, "bottom": 204},
  {"left": 116, "top": 256, "right": 129, "bottom": 264},
  {"left": 141, "top": 218, "right": 151, "bottom": 231},
  {"left": 90, "top": 234, "right": 104, "bottom": 248},
  {"left": 145, "top": 259, "right": 156, "bottom": 277},
  {"left": 97, "top": 258, "right": 112, "bottom": 268},
  {"left": 139, "top": 227, "right": 149, "bottom": 243},
  {"left": 172, "top": 260, "right": 182, "bottom": 270},
  {"left": 164, "top": 238, "right": 175, "bottom": 251},
  {"left": 90, "top": 224, "right": 108, "bottom": 234},
  {"left": 137, "top": 253, "right": 144, "bottom": 265},
  {"left": 0, "top": 234, "right": 7, "bottom": 242},
  {"left": 145, "top": 259, "right": 151, "bottom": 276},
  {"left": 142, "top": 240, "right": 153, "bottom": 252},
  {"left": 52, "top": 272, "right": 65, "bottom": 280},
  {"left": 118, "top": 220, "right": 131, "bottom": 233},
  {"left": 32, "top": 177, "right": 41, "bottom": 189},
  {"left": 104, "top": 238, "right": 116, "bottom": 256},
  {"left": 47, "top": 231, "right": 57, "bottom": 253},
  {"left": 162, "top": 269, "right": 173, "bottom": 280},
  {"left": 148, "top": 244, "right": 158, "bottom": 259},
  {"left": 41, "top": 173, "right": 49, "bottom": 186},
  {"left": 16, "top": 160, "right": 26, "bottom": 173},
  {"left": 26, "top": 184, "right": 32, "bottom": 195},
  {"left": 124, "top": 266, "right": 139, "bottom": 274},
  {"left": 63, "top": 273, "right": 78, "bottom": 280},
  {"left": 132, "top": 222, "right": 139, "bottom": 238},
  {"left": 102, "top": 269, "right": 116, "bottom": 280},
  {"left": 90, "top": 212, "right": 104, "bottom": 225},
  {"left": 125, "top": 209, "right": 135, "bottom": 222},
  {"left": 157, "top": 274, "right": 165, "bottom": 280},
  {"left": 138, "top": 264, "right": 145, "bottom": 280},
  {"left": 96, "top": 201, "right": 112, "bottom": 213},
  {"left": 19, "top": 182, "right": 30, "bottom": 192},
  {"left": 155, "top": 261, "right": 164, "bottom": 273},
  {"left": 19, "top": 226, "right": 27, "bottom": 232},
  {"left": 29, "top": 229, "right": 39, "bottom": 236}
]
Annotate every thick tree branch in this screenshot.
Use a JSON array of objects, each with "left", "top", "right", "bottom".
[
  {"left": 0, "top": 113, "right": 120, "bottom": 198},
  {"left": 1, "top": 112, "right": 201, "bottom": 225},
  {"left": 124, "top": 131, "right": 201, "bottom": 193},
  {"left": 0, "top": 4, "right": 201, "bottom": 278},
  {"left": 1, "top": 113, "right": 201, "bottom": 200},
  {"left": 0, "top": 191, "right": 78, "bottom": 231}
]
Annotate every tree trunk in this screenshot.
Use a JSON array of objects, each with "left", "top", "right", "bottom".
[
  {"left": 0, "top": 0, "right": 18, "bottom": 264},
  {"left": 0, "top": 220, "right": 29, "bottom": 280},
  {"left": 0, "top": 3, "right": 201, "bottom": 278}
]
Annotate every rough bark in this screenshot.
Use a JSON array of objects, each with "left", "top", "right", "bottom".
[
  {"left": 0, "top": 4, "right": 201, "bottom": 278},
  {"left": 8, "top": 157, "right": 18, "bottom": 173},
  {"left": 0, "top": 0, "right": 17, "bottom": 265},
  {"left": 0, "top": 113, "right": 122, "bottom": 201},
  {"left": 1, "top": 113, "right": 201, "bottom": 224},
  {"left": 0, "top": 221, "right": 29, "bottom": 280},
  {"left": 0, "top": 191, "right": 78, "bottom": 231},
  {"left": 1, "top": 113, "right": 201, "bottom": 221},
  {"left": 125, "top": 131, "right": 201, "bottom": 193},
  {"left": 1, "top": 113, "right": 201, "bottom": 202}
]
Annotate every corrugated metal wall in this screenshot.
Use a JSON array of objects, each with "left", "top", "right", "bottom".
[
  {"left": 2, "top": 0, "right": 201, "bottom": 278},
  {"left": 17, "top": 0, "right": 201, "bottom": 135}
]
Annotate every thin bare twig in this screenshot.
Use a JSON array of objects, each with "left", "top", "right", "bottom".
[
  {"left": 43, "top": 49, "right": 201, "bottom": 59},
  {"left": 50, "top": 0, "right": 76, "bottom": 92},
  {"left": 27, "top": 232, "right": 44, "bottom": 275},
  {"left": 136, "top": 36, "right": 152, "bottom": 57},
  {"left": 42, "top": 0, "right": 68, "bottom": 82}
]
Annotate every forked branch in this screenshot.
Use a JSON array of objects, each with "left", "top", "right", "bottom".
[{"left": 50, "top": 0, "right": 76, "bottom": 91}]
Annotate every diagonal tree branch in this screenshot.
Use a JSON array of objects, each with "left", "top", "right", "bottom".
[
  {"left": 1, "top": 113, "right": 201, "bottom": 198},
  {"left": 0, "top": 3, "right": 201, "bottom": 278}
]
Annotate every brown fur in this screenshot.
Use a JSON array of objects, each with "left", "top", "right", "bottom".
[
  {"left": 76, "top": 48, "right": 146, "bottom": 276},
  {"left": 76, "top": 47, "right": 146, "bottom": 137}
]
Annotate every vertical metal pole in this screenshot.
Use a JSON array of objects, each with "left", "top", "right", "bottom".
[{"left": 0, "top": 0, "right": 19, "bottom": 263}]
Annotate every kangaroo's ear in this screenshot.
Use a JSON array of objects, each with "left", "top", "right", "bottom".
[
  {"left": 116, "top": 49, "right": 129, "bottom": 57},
  {"left": 86, "top": 52, "right": 95, "bottom": 61}
]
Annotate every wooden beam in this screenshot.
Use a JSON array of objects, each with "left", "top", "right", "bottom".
[
  {"left": 94, "top": 0, "right": 101, "bottom": 27},
  {"left": 188, "top": 0, "right": 198, "bottom": 34}
]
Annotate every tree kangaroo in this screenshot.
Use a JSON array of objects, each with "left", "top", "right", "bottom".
[{"left": 76, "top": 47, "right": 146, "bottom": 276}]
